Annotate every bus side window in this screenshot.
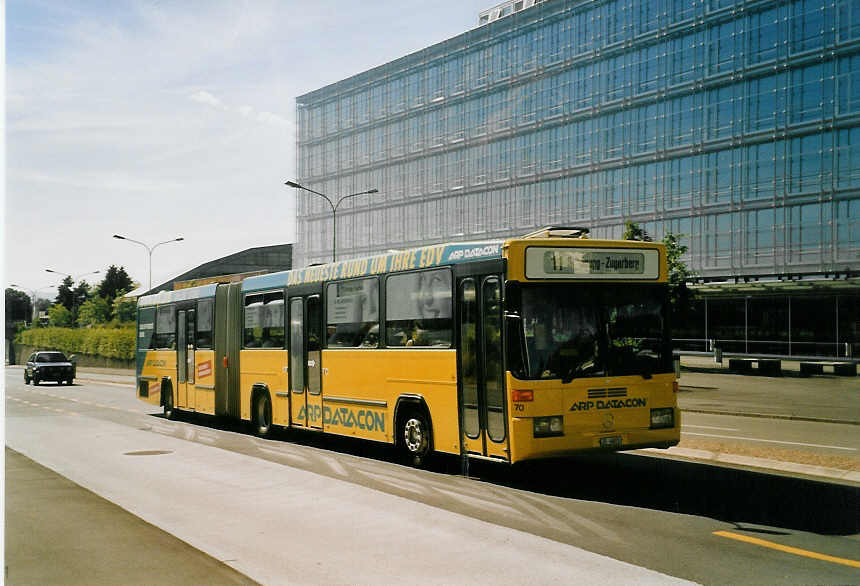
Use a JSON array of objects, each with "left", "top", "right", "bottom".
[
  {"left": 154, "top": 305, "right": 176, "bottom": 349},
  {"left": 326, "top": 278, "right": 379, "bottom": 348},
  {"left": 262, "top": 293, "right": 285, "bottom": 348},
  {"left": 196, "top": 299, "right": 213, "bottom": 349},
  {"left": 138, "top": 307, "right": 156, "bottom": 350},
  {"left": 244, "top": 295, "right": 264, "bottom": 347},
  {"left": 244, "top": 293, "right": 285, "bottom": 348},
  {"left": 385, "top": 269, "right": 452, "bottom": 348}
]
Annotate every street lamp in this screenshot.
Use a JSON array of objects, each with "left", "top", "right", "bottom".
[
  {"left": 285, "top": 181, "right": 379, "bottom": 263},
  {"left": 45, "top": 269, "right": 101, "bottom": 280},
  {"left": 112, "top": 234, "right": 184, "bottom": 291},
  {"left": 10, "top": 283, "right": 55, "bottom": 323}
]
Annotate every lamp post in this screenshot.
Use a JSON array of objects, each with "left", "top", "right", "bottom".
[
  {"left": 112, "top": 234, "right": 184, "bottom": 291},
  {"left": 285, "top": 181, "right": 378, "bottom": 263},
  {"left": 9, "top": 283, "right": 54, "bottom": 324}
]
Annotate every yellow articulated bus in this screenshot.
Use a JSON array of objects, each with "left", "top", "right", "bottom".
[{"left": 136, "top": 227, "right": 679, "bottom": 465}]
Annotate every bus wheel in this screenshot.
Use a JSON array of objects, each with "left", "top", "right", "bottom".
[
  {"left": 163, "top": 389, "right": 176, "bottom": 420},
  {"left": 401, "top": 411, "right": 431, "bottom": 467},
  {"left": 254, "top": 393, "right": 272, "bottom": 438}
]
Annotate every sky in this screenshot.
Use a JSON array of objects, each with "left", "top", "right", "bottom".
[{"left": 4, "top": 0, "right": 491, "bottom": 300}]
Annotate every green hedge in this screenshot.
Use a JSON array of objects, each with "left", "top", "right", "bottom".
[{"left": 17, "top": 326, "right": 136, "bottom": 360}]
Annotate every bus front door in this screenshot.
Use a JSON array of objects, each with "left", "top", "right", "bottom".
[
  {"left": 457, "top": 276, "right": 509, "bottom": 461},
  {"left": 176, "top": 309, "right": 196, "bottom": 410},
  {"left": 289, "top": 295, "right": 323, "bottom": 430}
]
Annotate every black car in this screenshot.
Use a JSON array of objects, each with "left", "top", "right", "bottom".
[{"left": 24, "top": 351, "right": 76, "bottom": 385}]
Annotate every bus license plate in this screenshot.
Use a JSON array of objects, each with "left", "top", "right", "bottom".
[{"left": 599, "top": 436, "right": 622, "bottom": 449}]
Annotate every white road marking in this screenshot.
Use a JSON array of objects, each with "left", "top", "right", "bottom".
[
  {"left": 433, "top": 486, "right": 522, "bottom": 516},
  {"left": 529, "top": 495, "right": 623, "bottom": 543},
  {"left": 257, "top": 446, "right": 311, "bottom": 466},
  {"left": 507, "top": 492, "right": 580, "bottom": 535},
  {"left": 683, "top": 424, "right": 739, "bottom": 431},
  {"left": 682, "top": 431, "right": 857, "bottom": 451},
  {"left": 354, "top": 469, "right": 430, "bottom": 497},
  {"left": 321, "top": 455, "right": 349, "bottom": 477}
]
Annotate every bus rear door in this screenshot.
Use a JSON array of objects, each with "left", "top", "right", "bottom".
[
  {"left": 457, "top": 276, "right": 509, "bottom": 461},
  {"left": 289, "top": 295, "right": 323, "bottom": 429},
  {"left": 176, "top": 309, "right": 195, "bottom": 409}
]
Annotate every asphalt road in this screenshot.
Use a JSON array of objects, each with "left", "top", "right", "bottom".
[{"left": 5, "top": 370, "right": 860, "bottom": 585}]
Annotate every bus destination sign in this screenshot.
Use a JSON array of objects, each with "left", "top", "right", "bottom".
[{"left": 525, "top": 247, "right": 660, "bottom": 280}]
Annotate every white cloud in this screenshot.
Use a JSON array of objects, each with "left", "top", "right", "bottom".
[
  {"left": 189, "top": 90, "right": 226, "bottom": 110},
  {"left": 5, "top": 0, "right": 490, "bottom": 290},
  {"left": 193, "top": 95, "right": 291, "bottom": 128}
]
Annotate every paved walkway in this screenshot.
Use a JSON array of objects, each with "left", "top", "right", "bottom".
[
  {"left": 5, "top": 447, "right": 256, "bottom": 585},
  {"left": 678, "top": 357, "right": 860, "bottom": 424}
]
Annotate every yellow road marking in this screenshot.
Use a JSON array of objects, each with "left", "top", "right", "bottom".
[{"left": 714, "top": 531, "right": 860, "bottom": 569}]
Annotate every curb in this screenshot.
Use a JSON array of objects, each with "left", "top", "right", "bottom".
[
  {"left": 680, "top": 408, "right": 860, "bottom": 426},
  {"left": 75, "top": 377, "right": 134, "bottom": 387},
  {"left": 636, "top": 446, "right": 860, "bottom": 486}
]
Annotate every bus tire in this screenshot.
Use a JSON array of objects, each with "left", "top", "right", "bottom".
[
  {"left": 163, "top": 386, "right": 177, "bottom": 420},
  {"left": 400, "top": 409, "right": 432, "bottom": 467},
  {"left": 253, "top": 392, "right": 272, "bottom": 438}
]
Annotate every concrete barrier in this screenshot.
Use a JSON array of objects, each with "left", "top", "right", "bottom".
[
  {"left": 728, "top": 357, "right": 782, "bottom": 376},
  {"left": 800, "top": 361, "right": 858, "bottom": 377}
]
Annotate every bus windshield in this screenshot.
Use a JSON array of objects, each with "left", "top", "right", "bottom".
[{"left": 516, "top": 283, "right": 671, "bottom": 381}]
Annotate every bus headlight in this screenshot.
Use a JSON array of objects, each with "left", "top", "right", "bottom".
[
  {"left": 650, "top": 408, "right": 675, "bottom": 429},
  {"left": 533, "top": 416, "right": 564, "bottom": 438}
]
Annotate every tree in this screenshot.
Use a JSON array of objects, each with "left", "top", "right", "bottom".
[
  {"left": 77, "top": 296, "right": 112, "bottom": 327},
  {"left": 55, "top": 276, "right": 75, "bottom": 310},
  {"left": 662, "top": 231, "right": 696, "bottom": 313},
  {"left": 97, "top": 266, "right": 134, "bottom": 300},
  {"left": 48, "top": 304, "right": 74, "bottom": 327},
  {"left": 623, "top": 221, "right": 695, "bottom": 314},
  {"left": 623, "top": 220, "right": 652, "bottom": 242},
  {"left": 5, "top": 288, "right": 33, "bottom": 323},
  {"left": 113, "top": 297, "right": 138, "bottom": 323},
  {"left": 73, "top": 280, "right": 93, "bottom": 309}
]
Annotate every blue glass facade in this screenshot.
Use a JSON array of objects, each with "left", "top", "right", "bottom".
[{"left": 295, "top": 0, "right": 860, "bottom": 279}]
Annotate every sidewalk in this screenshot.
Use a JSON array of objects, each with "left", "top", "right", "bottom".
[
  {"left": 5, "top": 448, "right": 256, "bottom": 585},
  {"left": 678, "top": 357, "right": 860, "bottom": 425},
  {"left": 680, "top": 353, "right": 859, "bottom": 376}
]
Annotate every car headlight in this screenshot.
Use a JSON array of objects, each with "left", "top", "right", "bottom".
[
  {"left": 650, "top": 408, "right": 675, "bottom": 429},
  {"left": 533, "top": 416, "right": 564, "bottom": 438}
]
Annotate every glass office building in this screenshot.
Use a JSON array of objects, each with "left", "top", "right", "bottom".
[
  {"left": 294, "top": 0, "right": 859, "bottom": 357},
  {"left": 296, "top": 0, "right": 859, "bottom": 278}
]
